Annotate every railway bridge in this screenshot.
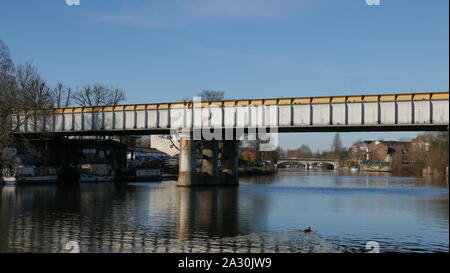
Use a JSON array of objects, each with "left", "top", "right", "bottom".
[{"left": 11, "top": 91, "right": 449, "bottom": 186}]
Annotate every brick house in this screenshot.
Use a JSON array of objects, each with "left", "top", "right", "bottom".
[
  {"left": 367, "top": 141, "right": 409, "bottom": 163},
  {"left": 349, "top": 140, "right": 410, "bottom": 165},
  {"left": 349, "top": 140, "right": 372, "bottom": 163},
  {"left": 410, "top": 136, "right": 430, "bottom": 153}
]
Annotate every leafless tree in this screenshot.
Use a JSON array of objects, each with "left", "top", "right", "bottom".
[
  {"left": 72, "top": 84, "right": 103, "bottom": 107},
  {"left": 182, "top": 90, "right": 225, "bottom": 103},
  {"left": 0, "top": 40, "right": 14, "bottom": 80},
  {"left": 286, "top": 144, "right": 313, "bottom": 158},
  {"left": 52, "top": 82, "right": 72, "bottom": 108},
  {"left": 1, "top": 40, "right": 130, "bottom": 165},
  {"left": 331, "top": 133, "right": 344, "bottom": 160},
  {"left": 1, "top": 42, "right": 52, "bottom": 158},
  {"left": 0, "top": 41, "right": 15, "bottom": 109},
  {"left": 107, "top": 87, "right": 126, "bottom": 105},
  {"left": 0, "top": 40, "right": 16, "bottom": 148},
  {"left": 198, "top": 90, "right": 225, "bottom": 101},
  {"left": 72, "top": 84, "right": 125, "bottom": 107},
  {"left": 14, "top": 63, "right": 53, "bottom": 110}
]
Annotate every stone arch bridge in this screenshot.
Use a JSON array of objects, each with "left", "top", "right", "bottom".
[{"left": 277, "top": 158, "right": 340, "bottom": 169}]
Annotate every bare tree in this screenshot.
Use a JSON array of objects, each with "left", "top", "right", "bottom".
[
  {"left": 0, "top": 41, "right": 15, "bottom": 110},
  {"left": 1, "top": 61, "right": 52, "bottom": 138},
  {"left": 182, "top": 90, "right": 225, "bottom": 103},
  {"left": 198, "top": 90, "right": 225, "bottom": 101},
  {"left": 107, "top": 87, "right": 126, "bottom": 105},
  {"left": 331, "top": 133, "right": 345, "bottom": 161},
  {"left": 0, "top": 40, "right": 16, "bottom": 148},
  {"left": 331, "top": 133, "right": 342, "bottom": 153},
  {"left": 0, "top": 40, "right": 14, "bottom": 80},
  {"left": 52, "top": 82, "right": 72, "bottom": 108},
  {"left": 72, "top": 84, "right": 103, "bottom": 107},
  {"left": 1, "top": 42, "right": 53, "bottom": 159},
  {"left": 15, "top": 63, "right": 53, "bottom": 110},
  {"left": 72, "top": 84, "right": 125, "bottom": 107},
  {"left": 287, "top": 144, "right": 313, "bottom": 158}
]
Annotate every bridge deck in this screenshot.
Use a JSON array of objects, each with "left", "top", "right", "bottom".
[{"left": 11, "top": 92, "right": 449, "bottom": 135}]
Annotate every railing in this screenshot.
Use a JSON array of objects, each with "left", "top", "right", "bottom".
[{"left": 364, "top": 161, "right": 390, "bottom": 167}]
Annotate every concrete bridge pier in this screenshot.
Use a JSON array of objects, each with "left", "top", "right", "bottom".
[
  {"left": 177, "top": 133, "right": 240, "bottom": 186},
  {"left": 200, "top": 140, "right": 219, "bottom": 185},
  {"left": 221, "top": 140, "right": 239, "bottom": 185},
  {"left": 178, "top": 132, "right": 199, "bottom": 186}
]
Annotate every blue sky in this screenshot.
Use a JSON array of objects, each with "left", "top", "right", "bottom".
[{"left": 1, "top": 0, "right": 448, "bottom": 151}]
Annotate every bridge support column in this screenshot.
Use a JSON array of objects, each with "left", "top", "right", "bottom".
[
  {"left": 221, "top": 140, "right": 239, "bottom": 185},
  {"left": 178, "top": 135, "right": 239, "bottom": 187},
  {"left": 178, "top": 132, "right": 199, "bottom": 186},
  {"left": 200, "top": 140, "right": 219, "bottom": 185}
]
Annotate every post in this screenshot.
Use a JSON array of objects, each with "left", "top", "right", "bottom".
[{"left": 221, "top": 140, "right": 239, "bottom": 185}]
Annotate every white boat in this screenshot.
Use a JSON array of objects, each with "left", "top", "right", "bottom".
[
  {"left": 2, "top": 176, "right": 17, "bottom": 184},
  {"left": 2, "top": 167, "right": 16, "bottom": 184}
]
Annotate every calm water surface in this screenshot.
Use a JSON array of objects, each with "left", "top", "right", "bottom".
[{"left": 0, "top": 169, "right": 448, "bottom": 253}]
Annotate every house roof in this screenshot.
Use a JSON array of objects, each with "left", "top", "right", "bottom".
[{"left": 373, "top": 140, "right": 409, "bottom": 146}]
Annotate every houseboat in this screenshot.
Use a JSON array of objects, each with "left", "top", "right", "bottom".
[
  {"left": 122, "top": 154, "right": 163, "bottom": 182},
  {"left": 78, "top": 164, "right": 115, "bottom": 182},
  {"left": 123, "top": 168, "right": 161, "bottom": 182}
]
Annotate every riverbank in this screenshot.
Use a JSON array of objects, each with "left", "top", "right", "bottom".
[{"left": 238, "top": 166, "right": 275, "bottom": 176}]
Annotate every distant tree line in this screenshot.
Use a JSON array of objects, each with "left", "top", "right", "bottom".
[{"left": 282, "top": 133, "right": 347, "bottom": 161}]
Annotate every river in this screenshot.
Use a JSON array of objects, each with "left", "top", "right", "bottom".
[{"left": 0, "top": 169, "right": 448, "bottom": 253}]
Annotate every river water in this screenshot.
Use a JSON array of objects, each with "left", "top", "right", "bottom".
[{"left": 0, "top": 169, "right": 448, "bottom": 253}]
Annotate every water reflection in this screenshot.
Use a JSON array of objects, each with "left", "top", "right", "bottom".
[
  {"left": 0, "top": 169, "right": 448, "bottom": 253},
  {"left": 0, "top": 183, "right": 245, "bottom": 253},
  {"left": 177, "top": 186, "right": 239, "bottom": 239}
]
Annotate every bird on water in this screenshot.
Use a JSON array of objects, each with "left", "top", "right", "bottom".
[{"left": 304, "top": 227, "right": 312, "bottom": 233}]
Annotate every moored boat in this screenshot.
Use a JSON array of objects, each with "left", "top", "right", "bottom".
[
  {"left": 123, "top": 168, "right": 161, "bottom": 182},
  {"left": 79, "top": 173, "right": 114, "bottom": 182},
  {"left": 123, "top": 153, "right": 163, "bottom": 182},
  {"left": 2, "top": 168, "right": 17, "bottom": 185},
  {"left": 78, "top": 164, "right": 115, "bottom": 183},
  {"left": 1, "top": 166, "right": 58, "bottom": 185}
]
